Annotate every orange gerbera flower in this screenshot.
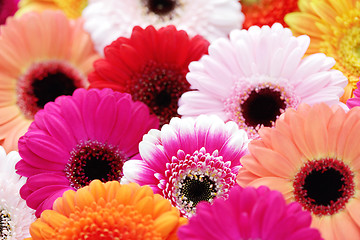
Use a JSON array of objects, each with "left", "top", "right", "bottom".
[
  {"left": 0, "top": 11, "right": 99, "bottom": 152},
  {"left": 285, "top": 0, "right": 360, "bottom": 102},
  {"left": 240, "top": 0, "right": 298, "bottom": 29},
  {"left": 17, "top": 0, "right": 87, "bottom": 18},
  {"left": 26, "top": 180, "right": 187, "bottom": 240},
  {"left": 237, "top": 103, "right": 360, "bottom": 240}
]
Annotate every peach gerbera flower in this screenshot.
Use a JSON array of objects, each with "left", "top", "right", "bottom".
[
  {"left": 17, "top": 0, "right": 88, "bottom": 18},
  {"left": 26, "top": 180, "right": 187, "bottom": 240},
  {"left": 0, "top": 11, "right": 99, "bottom": 152},
  {"left": 237, "top": 103, "right": 360, "bottom": 240},
  {"left": 285, "top": 0, "right": 360, "bottom": 102}
]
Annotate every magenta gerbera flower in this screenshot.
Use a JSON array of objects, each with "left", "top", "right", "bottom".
[
  {"left": 177, "top": 185, "right": 323, "bottom": 240},
  {"left": 16, "top": 88, "right": 159, "bottom": 217},
  {"left": 123, "top": 115, "right": 249, "bottom": 218},
  {"left": 346, "top": 80, "right": 360, "bottom": 108}
]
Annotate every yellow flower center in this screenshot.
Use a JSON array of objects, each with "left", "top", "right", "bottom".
[{"left": 54, "top": 199, "right": 161, "bottom": 240}]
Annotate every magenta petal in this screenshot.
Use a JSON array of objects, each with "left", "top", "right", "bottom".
[
  {"left": 19, "top": 183, "right": 33, "bottom": 199},
  {"left": 19, "top": 140, "right": 66, "bottom": 170},
  {"left": 139, "top": 142, "right": 169, "bottom": 173},
  {"left": 81, "top": 90, "right": 100, "bottom": 139},
  {"left": 26, "top": 185, "right": 69, "bottom": 216},
  {"left": 107, "top": 98, "right": 132, "bottom": 145},
  {"left": 26, "top": 173, "right": 69, "bottom": 191},
  {"left": 59, "top": 96, "right": 88, "bottom": 141},
  {"left": 94, "top": 94, "right": 117, "bottom": 142},
  {"left": 23, "top": 132, "right": 69, "bottom": 163},
  {"left": 43, "top": 113, "right": 77, "bottom": 151},
  {"left": 16, "top": 159, "right": 57, "bottom": 177}
]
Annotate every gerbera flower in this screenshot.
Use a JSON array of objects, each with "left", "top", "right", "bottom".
[
  {"left": 237, "top": 103, "right": 360, "bottom": 239},
  {"left": 177, "top": 185, "right": 323, "bottom": 240},
  {"left": 285, "top": 0, "right": 360, "bottom": 102},
  {"left": 82, "top": 0, "right": 243, "bottom": 54},
  {"left": 123, "top": 115, "right": 249, "bottom": 218},
  {"left": 0, "top": 0, "right": 19, "bottom": 25},
  {"left": 16, "top": 0, "right": 88, "bottom": 18},
  {"left": 178, "top": 23, "right": 347, "bottom": 139},
  {"left": 346, "top": 80, "right": 360, "bottom": 109},
  {"left": 88, "top": 25, "right": 210, "bottom": 126},
  {"left": 0, "top": 11, "right": 99, "bottom": 152},
  {"left": 26, "top": 180, "right": 187, "bottom": 239},
  {"left": 16, "top": 88, "right": 159, "bottom": 217},
  {"left": 0, "top": 146, "right": 36, "bottom": 239},
  {"left": 240, "top": 0, "right": 298, "bottom": 29}
]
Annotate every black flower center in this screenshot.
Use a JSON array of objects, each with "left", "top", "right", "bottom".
[
  {"left": 241, "top": 87, "right": 286, "bottom": 128},
  {"left": 129, "top": 61, "right": 189, "bottom": 126},
  {"left": 147, "top": 0, "right": 176, "bottom": 15},
  {"left": 155, "top": 90, "right": 172, "bottom": 108},
  {"left": 293, "top": 159, "right": 355, "bottom": 216},
  {"left": 0, "top": 210, "right": 11, "bottom": 239},
  {"left": 180, "top": 175, "right": 217, "bottom": 208},
  {"left": 17, "top": 61, "right": 84, "bottom": 119},
  {"left": 32, "top": 72, "right": 77, "bottom": 109},
  {"left": 65, "top": 140, "right": 128, "bottom": 189},
  {"left": 303, "top": 168, "right": 344, "bottom": 206}
]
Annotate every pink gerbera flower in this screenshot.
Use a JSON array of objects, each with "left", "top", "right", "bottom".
[
  {"left": 16, "top": 88, "right": 159, "bottom": 217},
  {"left": 346, "top": 81, "right": 360, "bottom": 108},
  {"left": 123, "top": 115, "right": 249, "bottom": 218},
  {"left": 178, "top": 23, "right": 347, "bottom": 139},
  {"left": 177, "top": 185, "right": 323, "bottom": 240}
]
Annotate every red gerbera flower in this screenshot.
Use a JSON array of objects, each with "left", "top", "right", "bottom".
[
  {"left": 88, "top": 25, "right": 210, "bottom": 126},
  {"left": 240, "top": 0, "right": 299, "bottom": 29}
]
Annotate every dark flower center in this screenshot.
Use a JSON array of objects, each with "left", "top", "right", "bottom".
[
  {"left": 128, "top": 60, "right": 189, "bottom": 126},
  {"left": 17, "top": 61, "right": 85, "bottom": 119},
  {"left": 293, "top": 158, "right": 355, "bottom": 216},
  {"left": 147, "top": 0, "right": 177, "bottom": 15},
  {"left": 180, "top": 175, "right": 217, "bottom": 208},
  {"left": 65, "top": 140, "right": 128, "bottom": 189},
  {"left": 0, "top": 209, "right": 11, "bottom": 239},
  {"left": 32, "top": 72, "right": 77, "bottom": 109},
  {"left": 241, "top": 87, "right": 286, "bottom": 128}
]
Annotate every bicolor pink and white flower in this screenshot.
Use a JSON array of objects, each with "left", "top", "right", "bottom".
[
  {"left": 178, "top": 23, "right": 348, "bottom": 138},
  {"left": 177, "top": 185, "right": 323, "bottom": 240},
  {"left": 16, "top": 88, "right": 159, "bottom": 217},
  {"left": 123, "top": 115, "right": 249, "bottom": 218}
]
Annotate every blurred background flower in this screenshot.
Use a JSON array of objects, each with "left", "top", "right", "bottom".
[
  {"left": 240, "top": 0, "right": 298, "bottom": 29},
  {"left": 82, "top": 0, "right": 244, "bottom": 54}
]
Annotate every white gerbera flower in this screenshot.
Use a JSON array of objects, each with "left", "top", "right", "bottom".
[
  {"left": 0, "top": 146, "right": 36, "bottom": 239},
  {"left": 82, "top": 0, "right": 244, "bottom": 54},
  {"left": 178, "top": 23, "right": 348, "bottom": 139}
]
